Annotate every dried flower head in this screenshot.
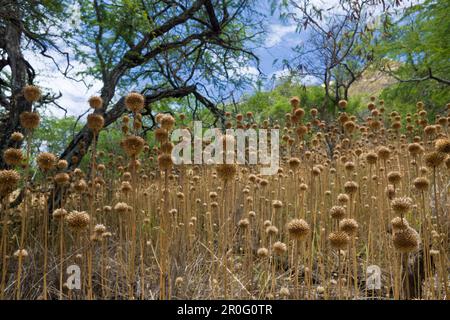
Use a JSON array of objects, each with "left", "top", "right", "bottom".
[
  {"left": 23, "top": 85, "right": 41, "bottom": 102},
  {"left": 328, "top": 231, "right": 350, "bottom": 250},
  {"left": 216, "top": 164, "right": 236, "bottom": 181},
  {"left": 3, "top": 148, "right": 23, "bottom": 166},
  {"left": 158, "top": 153, "right": 173, "bottom": 171},
  {"left": 121, "top": 135, "right": 145, "bottom": 157},
  {"left": 393, "top": 227, "right": 420, "bottom": 253},
  {"left": 36, "top": 152, "right": 56, "bottom": 171},
  {"left": 160, "top": 114, "right": 176, "bottom": 131},
  {"left": 14, "top": 249, "right": 29, "bottom": 259},
  {"left": 391, "top": 197, "right": 413, "bottom": 214},
  {"left": 272, "top": 241, "right": 287, "bottom": 255},
  {"left": 88, "top": 96, "right": 103, "bottom": 109},
  {"left": 87, "top": 113, "right": 104, "bottom": 132},
  {"left": 435, "top": 138, "right": 450, "bottom": 154},
  {"left": 0, "top": 169, "right": 20, "bottom": 197},
  {"left": 10, "top": 132, "right": 24, "bottom": 142},
  {"left": 65, "top": 211, "right": 90, "bottom": 231},
  {"left": 413, "top": 177, "right": 429, "bottom": 191},
  {"left": 52, "top": 208, "right": 67, "bottom": 219},
  {"left": 424, "top": 151, "right": 445, "bottom": 168},
  {"left": 20, "top": 111, "right": 40, "bottom": 130},
  {"left": 339, "top": 218, "right": 358, "bottom": 236},
  {"left": 287, "top": 218, "right": 310, "bottom": 241},
  {"left": 391, "top": 216, "right": 409, "bottom": 232},
  {"left": 114, "top": 202, "right": 129, "bottom": 214},
  {"left": 54, "top": 172, "right": 70, "bottom": 185},
  {"left": 257, "top": 247, "right": 269, "bottom": 258},
  {"left": 125, "top": 92, "right": 145, "bottom": 113},
  {"left": 330, "top": 205, "right": 346, "bottom": 220}
]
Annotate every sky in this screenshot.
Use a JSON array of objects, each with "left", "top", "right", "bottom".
[
  {"left": 28, "top": 1, "right": 305, "bottom": 118},
  {"left": 28, "top": 0, "right": 418, "bottom": 119}
]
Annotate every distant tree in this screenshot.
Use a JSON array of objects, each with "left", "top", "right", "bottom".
[
  {"left": 274, "top": 0, "right": 409, "bottom": 117},
  {"left": 375, "top": 0, "right": 450, "bottom": 86}
]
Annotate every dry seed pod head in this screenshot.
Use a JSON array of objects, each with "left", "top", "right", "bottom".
[
  {"left": 344, "top": 181, "right": 358, "bottom": 195},
  {"left": 216, "top": 163, "right": 236, "bottom": 181},
  {"left": 339, "top": 218, "right": 358, "bottom": 237},
  {"left": 57, "top": 159, "right": 68, "bottom": 170},
  {"left": 10, "top": 132, "right": 24, "bottom": 142},
  {"left": 272, "top": 241, "right": 287, "bottom": 256},
  {"left": 20, "top": 111, "right": 40, "bottom": 130},
  {"left": 407, "top": 143, "right": 423, "bottom": 157},
  {"left": 0, "top": 169, "right": 20, "bottom": 197},
  {"left": 120, "top": 181, "right": 132, "bottom": 194},
  {"left": 435, "top": 138, "right": 450, "bottom": 154},
  {"left": 288, "top": 157, "right": 301, "bottom": 170},
  {"left": 328, "top": 231, "right": 350, "bottom": 250},
  {"left": 94, "top": 224, "right": 107, "bottom": 234},
  {"left": 365, "top": 152, "right": 378, "bottom": 165},
  {"left": 125, "top": 92, "right": 145, "bottom": 113},
  {"left": 54, "top": 172, "right": 70, "bottom": 186},
  {"left": 23, "top": 85, "right": 41, "bottom": 102},
  {"left": 424, "top": 151, "right": 445, "bottom": 168},
  {"left": 14, "top": 249, "right": 29, "bottom": 259},
  {"left": 290, "top": 96, "right": 300, "bottom": 109},
  {"left": 238, "top": 218, "right": 250, "bottom": 229},
  {"left": 52, "top": 208, "right": 67, "bottom": 219},
  {"left": 377, "top": 146, "right": 390, "bottom": 160},
  {"left": 391, "top": 196, "right": 413, "bottom": 215},
  {"left": 393, "top": 227, "right": 420, "bottom": 253},
  {"left": 338, "top": 99, "right": 348, "bottom": 109},
  {"left": 87, "top": 113, "right": 104, "bottom": 132},
  {"left": 265, "top": 225, "right": 278, "bottom": 237},
  {"left": 160, "top": 114, "right": 176, "bottom": 131},
  {"left": 287, "top": 218, "right": 310, "bottom": 241},
  {"left": 413, "top": 177, "right": 430, "bottom": 191},
  {"left": 391, "top": 216, "right": 409, "bottom": 232},
  {"left": 121, "top": 135, "right": 145, "bottom": 157},
  {"left": 3, "top": 148, "right": 23, "bottom": 166},
  {"left": 387, "top": 171, "right": 402, "bottom": 185},
  {"left": 114, "top": 202, "right": 129, "bottom": 214},
  {"left": 88, "top": 96, "right": 103, "bottom": 109},
  {"left": 330, "top": 205, "right": 346, "bottom": 220},
  {"left": 337, "top": 193, "right": 349, "bottom": 205},
  {"left": 158, "top": 153, "right": 173, "bottom": 171},
  {"left": 257, "top": 247, "right": 269, "bottom": 258},
  {"left": 73, "top": 179, "right": 87, "bottom": 193},
  {"left": 272, "top": 200, "right": 283, "bottom": 209},
  {"left": 36, "top": 152, "right": 56, "bottom": 171},
  {"left": 154, "top": 128, "right": 169, "bottom": 143},
  {"left": 65, "top": 211, "right": 90, "bottom": 231}
]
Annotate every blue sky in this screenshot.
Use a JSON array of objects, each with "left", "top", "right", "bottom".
[
  {"left": 28, "top": 1, "right": 305, "bottom": 118},
  {"left": 28, "top": 0, "right": 416, "bottom": 118}
]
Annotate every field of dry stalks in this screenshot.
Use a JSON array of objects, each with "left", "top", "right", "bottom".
[{"left": 0, "top": 86, "right": 449, "bottom": 300}]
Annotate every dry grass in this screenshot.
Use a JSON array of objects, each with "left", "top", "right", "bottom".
[{"left": 0, "top": 92, "right": 449, "bottom": 300}]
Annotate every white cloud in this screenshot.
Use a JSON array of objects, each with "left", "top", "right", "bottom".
[
  {"left": 265, "top": 24, "right": 297, "bottom": 47},
  {"left": 25, "top": 50, "right": 102, "bottom": 118},
  {"left": 270, "top": 69, "right": 320, "bottom": 86}
]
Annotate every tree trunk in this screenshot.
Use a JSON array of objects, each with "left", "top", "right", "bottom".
[{"left": 0, "top": 4, "right": 32, "bottom": 169}]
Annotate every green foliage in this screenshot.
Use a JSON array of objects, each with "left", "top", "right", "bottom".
[
  {"left": 375, "top": 0, "right": 450, "bottom": 116},
  {"left": 33, "top": 116, "right": 83, "bottom": 156},
  {"left": 235, "top": 78, "right": 364, "bottom": 121}
]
